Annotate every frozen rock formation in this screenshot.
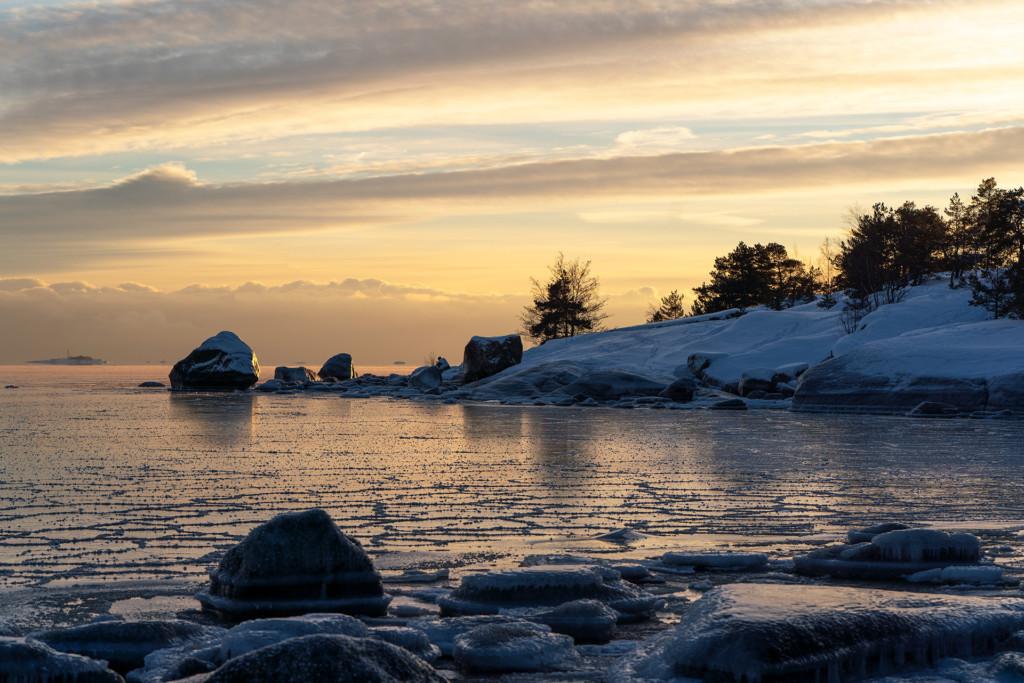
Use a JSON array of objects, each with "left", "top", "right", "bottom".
[
  {"left": 795, "top": 528, "right": 981, "bottom": 580},
  {"left": 409, "top": 616, "right": 520, "bottom": 657},
  {"left": 452, "top": 621, "right": 580, "bottom": 674},
  {"left": 0, "top": 636, "right": 124, "bottom": 682},
  {"left": 906, "top": 565, "right": 1005, "bottom": 585},
  {"left": 621, "top": 583, "right": 1024, "bottom": 682},
  {"left": 659, "top": 376, "right": 696, "bottom": 402},
  {"left": 138, "top": 381, "right": 165, "bottom": 388},
  {"left": 369, "top": 626, "right": 441, "bottom": 662},
  {"left": 169, "top": 331, "right": 259, "bottom": 391},
  {"left": 529, "top": 599, "right": 618, "bottom": 643},
  {"left": 408, "top": 365, "right": 442, "bottom": 392},
  {"left": 847, "top": 522, "right": 909, "bottom": 544},
  {"left": 218, "top": 614, "right": 369, "bottom": 659},
  {"left": 462, "top": 334, "right": 523, "bottom": 383},
  {"left": 438, "top": 565, "right": 661, "bottom": 622},
  {"left": 273, "top": 366, "right": 317, "bottom": 383},
  {"left": 318, "top": 353, "right": 356, "bottom": 381},
  {"left": 196, "top": 509, "right": 390, "bottom": 619},
  {"left": 558, "top": 370, "right": 664, "bottom": 401},
  {"left": 32, "top": 620, "right": 223, "bottom": 673},
  {"left": 738, "top": 368, "right": 776, "bottom": 396},
  {"left": 659, "top": 551, "right": 768, "bottom": 572},
  {"left": 199, "top": 634, "right": 444, "bottom": 683}
]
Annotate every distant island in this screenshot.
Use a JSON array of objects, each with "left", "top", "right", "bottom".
[
  {"left": 393, "top": 360, "right": 408, "bottom": 365},
  {"left": 28, "top": 354, "right": 107, "bottom": 366}
]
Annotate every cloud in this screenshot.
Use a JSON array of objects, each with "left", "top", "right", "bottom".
[{"left": 614, "top": 126, "right": 696, "bottom": 154}]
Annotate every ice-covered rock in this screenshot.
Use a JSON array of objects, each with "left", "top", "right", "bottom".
[
  {"left": 795, "top": 528, "right": 981, "bottom": 580},
  {"left": 138, "top": 381, "right": 165, "bottom": 388},
  {"left": 318, "top": 353, "right": 356, "bottom": 381},
  {"left": 273, "top": 366, "right": 317, "bottom": 383},
  {"left": 620, "top": 583, "right": 1024, "bottom": 682},
  {"left": 31, "top": 620, "right": 223, "bottom": 673},
  {"left": 196, "top": 509, "right": 390, "bottom": 619},
  {"left": 529, "top": 599, "right": 618, "bottom": 643},
  {"left": 772, "top": 362, "right": 809, "bottom": 384},
  {"left": 559, "top": 370, "right": 664, "bottom": 401},
  {"left": 218, "top": 614, "right": 368, "bottom": 659},
  {"left": 0, "top": 636, "right": 124, "bottom": 682},
  {"left": 906, "top": 565, "right": 1005, "bottom": 585},
  {"left": 434, "top": 357, "right": 451, "bottom": 372},
  {"left": 847, "top": 522, "right": 910, "bottom": 544},
  {"left": 200, "top": 634, "right": 444, "bottom": 683},
  {"left": 462, "top": 334, "right": 523, "bottom": 383},
  {"left": 169, "top": 331, "right": 259, "bottom": 391},
  {"left": 738, "top": 368, "right": 776, "bottom": 396},
  {"left": 659, "top": 376, "right": 696, "bottom": 402},
  {"left": 409, "top": 616, "right": 520, "bottom": 657},
  {"left": 710, "top": 397, "right": 747, "bottom": 410},
  {"left": 660, "top": 551, "right": 768, "bottom": 572},
  {"left": 907, "top": 400, "right": 961, "bottom": 417},
  {"left": 408, "top": 365, "right": 442, "bottom": 392},
  {"left": 452, "top": 621, "right": 580, "bottom": 674},
  {"left": 254, "top": 379, "right": 285, "bottom": 392},
  {"left": 369, "top": 626, "right": 441, "bottom": 662},
  {"left": 438, "top": 565, "right": 661, "bottom": 622}
]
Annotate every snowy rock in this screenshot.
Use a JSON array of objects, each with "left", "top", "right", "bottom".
[
  {"left": 200, "top": 634, "right": 444, "bottom": 683},
  {"left": 847, "top": 522, "right": 909, "bottom": 544},
  {"left": 452, "top": 622, "right": 580, "bottom": 674},
  {"left": 218, "top": 614, "right": 368, "bottom": 659},
  {"left": 273, "top": 366, "right": 317, "bottom": 383},
  {"left": 254, "top": 379, "right": 285, "bottom": 392},
  {"left": 409, "top": 616, "right": 519, "bottom": 657},
  {"left": 738, "top": 368, "right": 776, "bottom": 396},
  {"left": 620, "top": 583, "right": 1024, "bottom": 682},
  {"left": 558, "top": 370, "right": 664, "bottom": 401},
  {"left": 908, "top": 400, "right": 961, "bottom": 417},
  {"left": 369, "top": 626, "right": 441, "bottom": 662},
  {"left": 660, "top": 551, "right": 768, "bottom": 572},
  {"left": 408, "top": 365, "right": 442, "bottom": 392},
  {"left": 772, "top": 362, "right": 809, "bottom": 384},
  {"left": 529, "top": 599, "right": 618, "bottom": 643},
  {"left": 795, "top": 528, "right": 981, "bottom": 580},
  {"left": 196, "top": 508, "right": 390, "bottom": 619},
  {"left": 709, "top": 397, "right": 747, "bottom": 410},
  {"left": 687, "top": 352, "right": 727, "bottom": 383},
  {"left": 593, "top": 527, "right": 648, "bottom": 543},
  {"left": 0, "top": 636, "right": 124, "bottom": 682},
  {"left": 434, "top": 357, "right": 451, "bottom": 372},
  {"left": 138, "top": 381, "right": 165, "bottom": 388},
  {"left": 462, "top": 334, "right": 523, "bottom": 383},
  {"left": 169, "top": 331, "right": 259, "bottom": 391},
  {"left": 32, "top": 620, "right": 223, "bottom": 673},
  {"left": 318, "top": 353, "right": 356, "bottom": 381},
  {"left": 659, "top": 376, "right": 696, "bottom": 402},
  {"left": 906, "top": 565, "right": 1004, "bottom": 585},
  {"left": 438, "top": 565, "right": 661, "bottom": 622}
]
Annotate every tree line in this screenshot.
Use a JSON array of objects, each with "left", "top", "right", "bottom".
[{"left": 522, "top": 177, "right": 1024, "bottom": 343}]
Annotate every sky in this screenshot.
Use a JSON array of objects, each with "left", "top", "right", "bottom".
[{"left": 2, "top": 0, "right": 1024, "bottom": 364}]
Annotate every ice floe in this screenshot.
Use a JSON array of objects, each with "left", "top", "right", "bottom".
[{"left": 452, "top": 621, "right": 580, "bottom": 674}]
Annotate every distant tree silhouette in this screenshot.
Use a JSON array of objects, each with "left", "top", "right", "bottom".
[
  {"left": 691, "top": 242, "right": 817, "bottom": 314},
  {"left": 522, "top": 253, "right": 608, "bottom": 343},
  {"left": 964, "top": 179, "right": 1024, "bottom": 318},
  {"left": 817, "top": 237, "right": 839, "bottom": 309},
  {"left": 647, "top": 290, "right": 686, "bottom": 323}
]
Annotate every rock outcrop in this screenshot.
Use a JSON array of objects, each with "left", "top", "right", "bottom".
[
  {"left": 408, "top": 365, "right": 442, "bottom": 392},
  {"left": 273, "top": 366, "right": 317, "bottom": 383},
  {"left": 462, "top": 334, "right": 523, "bottom": 383},
  {"left": 319, "top": 353, "right": 356, "bottom": 381},
  {"left": 169, "top": 331, "right": 259, "bottom": 391},
  {"left": 0, "top": 636, "right": 124, "bottom": 683},
  {"left": 197, "top": 509, "right": 390, "bottom": 619}
]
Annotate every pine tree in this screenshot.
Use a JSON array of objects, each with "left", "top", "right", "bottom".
[
  {"left": 691, "top": 242, "right": 817, "bottom": 314},
  {"left": 522, "top": 253, "right": 608, "bottom": 343},
  {"left": 647, "top": 290, "right": 686, "bottom": 323}
]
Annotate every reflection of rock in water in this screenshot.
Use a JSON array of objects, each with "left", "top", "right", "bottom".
[{"left": 168, "top": 393, "right": 255, "bottom": 448}]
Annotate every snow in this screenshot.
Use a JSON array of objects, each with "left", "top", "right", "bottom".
[
  {"left": 620, "top": 583, "right": 1024, "bottom": 682},
  {"left": 0, "top": 636, "right": 123, "bottom": 682},
  {"left": 452, "top": 621, "right": 580, "bottom": 674}
]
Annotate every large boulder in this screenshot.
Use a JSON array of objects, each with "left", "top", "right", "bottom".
[
  {"left": 197, "top": 509, "right": 390, "bottom": 619},
  {"left": 659, "top": 376, "right": 696, "bottom": 402},
  {"left": 452, "top": 622, "right": 580, "bottom": 674},
  {"left": 273, "top": 366, "right": 317, "bottom": 383},
  {"left": 169, "top": 331, "right": 259, "bottom": 391},
  {"left": 408, "top": 365, "right": 442, "bottom": 392},
  {"left": 737, "top": 368, "right": 776, "bottom": 396},
  {"left": 318, "top": 353, "right": 356, "bottom": 381},
  {"left": 201, "top": 634, "right": 444, "bottom": 683},
  {"left": 462, "top": 334, "right": 523, "bottom": 383},
  {"left": 0, "top": 636, "right": 123, "bottom": 682}
]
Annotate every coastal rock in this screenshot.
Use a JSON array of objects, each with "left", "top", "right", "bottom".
[
  {"left": 738, "top": 368, "right": 776, "bottom": 396},
  {"left": 908, "top": 400, "right": 961, "bottom": 417},
  {"left": 408, "top": 365, "right": 442, "bottom": 392},
  {"left": 530, "top": 599, "right": 618, "bottom": 643},
  {"left": 452, "top": 622, "right": 580, "bottom": 674},
  {"left": 319, "top": 353, "right": 356, "bottom": 381},
  {"left": 410, "top": 616, "right": 520, "bottom": 657},
  {"left": 559, "top": 370, "right": 664, "bottom": 401},
  {"left": 201, "top": 634, "right": 444, "bottom": 683},
  {"left": 847, "top": 522, "right": 909, "bottom": 544},
  {"left": 169, "top": 331, "right": 259, "bottom": 391},
  {"left": 659, "top": 376, "right": 696, "bottom": 402},
  {"left": 219, "top": 614, "right": 368, "bottom": 659},
  {"left": 32, "top": 620, "right": 223, "bottom": 673},
  {"left": 273, "top": 366, "right": 317, "bottom": 383},
  {"left": 434, "top": 357, "right": 451, "bottom": 372},
  {"left": 659, "top": 551, "right": 768, "bottom": 572},
  {"left": 462, "top": 334, "right": 523, "bottom": 383},
  {"left": 772, "top": 362, "right": 809, "bottom": 384},
  {"left": 369, "top": 626, "right": 441, "bottom": 663},
  {"left": 620, "top": 583, "right": 1024, "bottom": 682},
  {"left": 254, "top": 379, "right": 285, "bottom": 392},
  {"left": 196, "top": 509, "right": 390, "bottom": 619},
  {"left": 138, "top": 381, "right": 165, "bottom": 388},
  {"left": 0, "top": 636, "right": 124, "bottom": 683},
  {"left": 709, "top": 398, "right": 747, "bottom": 410}
]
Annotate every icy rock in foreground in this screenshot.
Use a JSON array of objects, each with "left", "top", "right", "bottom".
[
  {"left": 218, "top": 614, "right": 369, "bottom": 659},
  {"left": 318, "top": 353, "right": 356, "bottom": 381},
  {"left": 409, "top": 616, "right": 520, "bottom": 657},
  {"left": 196, "top": 509, "right": 390, "bottom": 619},
  {"left": 198, "top": 634, "right": 444, "bottom": 683},
  {"left": 452, "top": 621, "right": 580, "bottom": 674},
  {"left": 620, "top": 583, "right": 1024, "bottom": 682},
  {"left": 408, "top": 365, "right": 442, "bottom": 392},
  {"left": 369, "top": 626, "right": 441, "bottom": 663},
  {"left": 273, "top": 366, "right": 317, "bottom": 383},
  {"left": 528, "top": 599, "right": 619, "bottom": 644},
  {"left": 660, "top": 551, "right": 768, "bottom": 572},
  {"left": 438, "top": 565, "right": 661, "bottom": 622},
  {"left": 795, "top": 528, "right": 981, "bottom": 580},
  {"left": 169, "top": 331, "right": 259, "bottom": 391},
  {"left": 847, "top": 522, "right": 910, "bottom": 544},
  {"left": 462, "top": 334, "right": 523, "bottom": 383},
  {"left": 906, "top": 565, "right": 1005, "bottom": 585},
  {"left": 0, "top": 636, "right": 123, "bottom": 682},
  {"left": 32, "top": 620, "right": 224, "bottom": 673}
]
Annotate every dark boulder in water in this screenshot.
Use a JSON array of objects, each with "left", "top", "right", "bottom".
[
  {"left": 197, "top": 509, "right": 390, "bottom": 619},
  {"left": 202, "top": 634, "right": 444, "bottom": 683},
  {"left": 319, "top": 353, "right": 356, "bottom": 381},
  {"left": 659, "top": 376, "right": 696, "bottom": 402},
  {"left": 273, "top": 366, "right": 317, "bottom": 383},
  {"left": 0, "top": 636, "right": 123, "bottom": 683},
  {"left": 169, "top": 331, "right": 259, "bottom": 391},
  {"left": 408, "top": 365, "right": 442, "bottom": 392},
  {"left": 462, "top": 334, "right": 523, "bottom": 383},
  {"left": 138, "top": 381, "right": 165, "bottom": 388}
]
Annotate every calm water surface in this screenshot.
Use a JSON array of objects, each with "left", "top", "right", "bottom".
[{"left": 2, "top": 365, "right": 1024, "bottom": 590}]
